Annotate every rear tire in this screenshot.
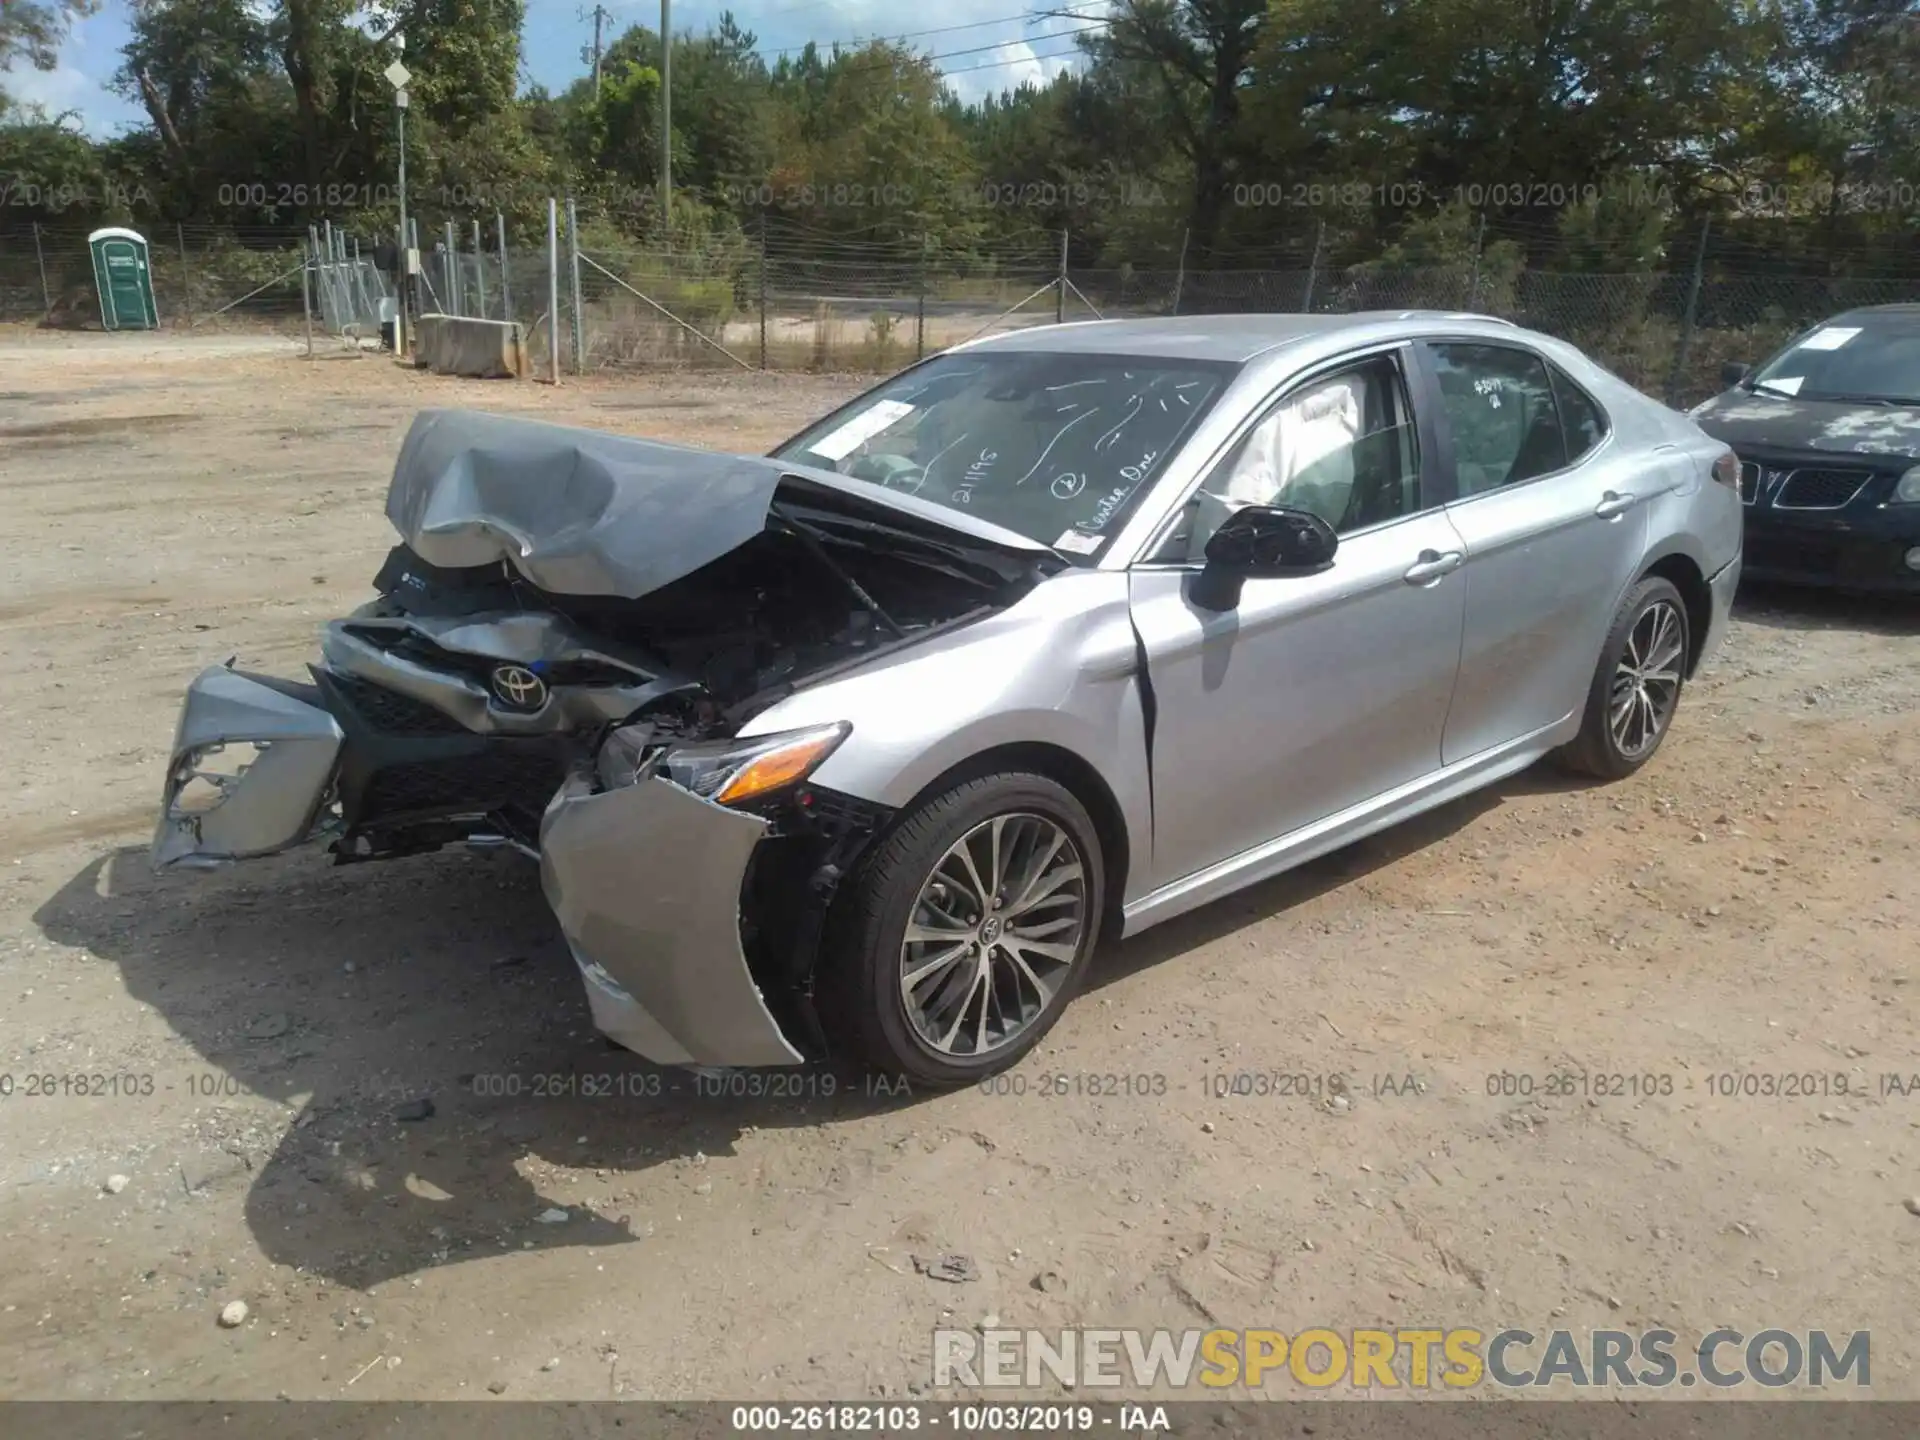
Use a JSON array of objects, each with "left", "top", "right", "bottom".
[
  {"left": 1558, "top": 576, "right": 1689, "bottom": 780},
  {"left": 819, "top": 771, "right": 1105, "bottom": 1089}
]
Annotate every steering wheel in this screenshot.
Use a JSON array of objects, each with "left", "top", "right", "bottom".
[{"left": 849, "top": 452, "right": 928, "bottom": 492}]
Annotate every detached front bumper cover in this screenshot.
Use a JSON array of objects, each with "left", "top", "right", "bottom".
[
  {"left": 539, "top": 771, "right": 805, "bottom": 1068},
  {"left": 152, "top": 665, "right": 344, "bottom": 870}
]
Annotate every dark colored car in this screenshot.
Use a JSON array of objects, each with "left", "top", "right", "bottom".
[{"left": 1691, "top": 305, "right": 1920, "bottom": 592}]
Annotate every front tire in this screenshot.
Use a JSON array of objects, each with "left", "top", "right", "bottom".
[
  {"left": 1558, "top": 576, "right": 1689, "bottom": 780},
  {"left": 820, "top": 772, "right": 1105, "bottom": 1088}
]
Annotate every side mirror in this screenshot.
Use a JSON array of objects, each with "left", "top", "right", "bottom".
[
  {"left": 1720, "top": 361, "right": 1749, "bottom": 388},
  {"left": 1191, "top": 505, "right": 1338, "bottom": 611}
]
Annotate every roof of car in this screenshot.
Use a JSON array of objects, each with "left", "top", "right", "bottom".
[
  {"left": 1832, "top": 304, "right": 1920, "bottom": 323},
  {"left": 957, "top": 311, "right": 1520, "bottom": 363}
]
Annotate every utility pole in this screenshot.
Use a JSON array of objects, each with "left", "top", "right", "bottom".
[
  {"left": 660, "top": 0, "right": 672, "bottom": 246},
  {"left": 578, "top": 4, "right": 610, "bottom": 99}
]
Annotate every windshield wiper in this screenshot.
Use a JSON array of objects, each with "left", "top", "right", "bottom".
[
  {"left": 768, "top": 503, "right": 908, "bottom": 638},
  {"left": 1805, "top": 393, "right": 1918, "bottom": 408},
  {"left": 1748, "top": 380, "right": 1802, "bottom": 399}
]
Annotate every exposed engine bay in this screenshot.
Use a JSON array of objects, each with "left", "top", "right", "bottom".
[
  {"left": 151, "top": 408, "right": 1069, "bottom": 1066},
  {"left": 318, "top": 486, "right": 1046, "bottom": 861}
]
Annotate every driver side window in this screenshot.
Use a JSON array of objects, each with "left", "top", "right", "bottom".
[{"left": 1155, "top": 353, "right": 1420, "bottom": 563}]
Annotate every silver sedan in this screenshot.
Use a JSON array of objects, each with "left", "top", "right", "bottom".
[{"left": 154, "top": 312, "right": 1743, "bottom": 1087}]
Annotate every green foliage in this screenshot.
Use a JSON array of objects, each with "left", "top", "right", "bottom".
[
  {"left": 2, "top": 0, "right": 1912, "bottom": 289},
  {"left": 1, "top": 0, "right": 98, "bottom": 103}
]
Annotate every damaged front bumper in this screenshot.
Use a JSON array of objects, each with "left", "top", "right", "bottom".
[
  {"left": 152, "top": 665, "right": 345, "bottom": 870},
  {"left": 539, "top": 772, "right": 805, "bottom": 1067},
  {"left": 153, "top": 664, "right": 832, "bottom": 1069}
]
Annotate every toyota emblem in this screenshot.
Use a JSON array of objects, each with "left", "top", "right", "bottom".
[{"left": 490, "top": 663, "right": 548, "bottom": 711}]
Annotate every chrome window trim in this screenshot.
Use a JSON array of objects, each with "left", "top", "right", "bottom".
[
  {"left": 1418, "top": 338, "right": 1618, "bottom": 507},
  {"left": 1129, "top": 340, "right": 1424, "bottom": 567}
]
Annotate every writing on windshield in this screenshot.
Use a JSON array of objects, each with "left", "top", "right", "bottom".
[{"left": 775, "top": 352, "right": 1238, "bottom": 557}]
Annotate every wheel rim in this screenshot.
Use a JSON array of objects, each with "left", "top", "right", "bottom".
[
  {"left": 1609, "top": 599, "right": 1685, "bottom": 760},
  {"left": 898, "top": 812, "right": 1088, "bottom": 1058}
]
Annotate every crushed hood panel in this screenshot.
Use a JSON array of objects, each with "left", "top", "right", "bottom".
[{"left": 387, "top": 409, "right": 788, "bottom": 599}]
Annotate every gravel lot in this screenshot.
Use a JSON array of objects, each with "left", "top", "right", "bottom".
[{"left": 0, "top": 333, "right": 1915, "bottom": 1401}]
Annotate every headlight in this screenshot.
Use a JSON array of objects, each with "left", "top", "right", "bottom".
[
  {"left": 1893, "top": 466, "right": 1920, "bottom": 504},
  {"left": 656, "top": 722, "right": 852, "bottom": 806}
]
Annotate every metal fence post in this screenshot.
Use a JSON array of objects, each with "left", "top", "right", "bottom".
[
  {"left": 1171, "top": 227, "right": 1189, "bottom": 316},
  {"left": 1467, "top": 212, "right": 1488, "bottom": 309},
  {"left": 566, "top": 196, "right": 585, "bottom": 374},
  {"left": 33, "top": 222, "right": 52, "bottom": 320},
  {"left": 472, "top": 219, "right": 488, "bottom": 318},
  {"left": 547, "top": 197, "right": 561, "bottom": 384},
  {"left": 308, "top": 224, "right": 323, "bottom": 330},
  {"left": 1056, "top": 229, "right": 1068, "bottom": 324},
  {"left": 1302, "top": 220, "right": 1325, "bottom": 312},
  {"left": 444, "top": 220, "right": 460, "bottom": 316},
  {"left": 176, "top": 223, "right": 196, "bottom": 327},
  {"left": 496, "top": 213, "right": 513, "bottom": 323},
  {"left": 301, "top": 235, "right": 315, "bottom": 357},
  {"left": 757, "top": 213, "right": 770, "bottom": 369},
  {"left": 915, "top": 231, "right": 927, "bottom": 361},
  {"left": 1666, "top": 218, "right": 1711, "bottom": 407}
]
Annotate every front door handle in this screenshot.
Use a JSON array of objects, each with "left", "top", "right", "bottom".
[
  {"left": 1595, "top": 491, "right": 1640, "bottom": 519},
  {"left": 1403, "top": 549, "right": 1464, "bottom": 584}
]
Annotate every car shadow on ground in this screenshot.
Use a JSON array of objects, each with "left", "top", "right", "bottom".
[
  {"left": 33, "top": 765, "right": 1565, "bottom": 1289},
  {"left": 1732, "top": 580, "right": 1920, "bottom": 637}
]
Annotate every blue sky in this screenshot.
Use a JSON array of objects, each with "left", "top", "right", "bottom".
[{"left": 8, "top": 0, "right": 1103, "bottom": 137}]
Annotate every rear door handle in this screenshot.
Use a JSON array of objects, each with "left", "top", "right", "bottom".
[
  {"left": 1403, "top": 549, "right": 1464, "bottom": 584},
  {"left": 1595, "top": 491, "right": 1640, "bottom": 519}
]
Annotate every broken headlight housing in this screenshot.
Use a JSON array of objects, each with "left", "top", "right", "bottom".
[
  {"left": 598, "top": 721, "right": 851, "bottom": 808},
  {"left": 167, "top": 741, "right": 270, "bottom": 817}
]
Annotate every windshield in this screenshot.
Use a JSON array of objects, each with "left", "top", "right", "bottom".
[
  {"left": 771, "top": 351, "right": 1238, "bottom": 559},
  {"left": 1748, "top": 317, "right": 1920, "bottom": 404}
]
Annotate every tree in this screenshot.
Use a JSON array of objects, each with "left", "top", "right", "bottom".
[
  {"left": 1069, "top": 0, "right": 1268, "bottom": 259},
  {"left": 1, "top": 0, "right": 98, "bottom": 111}
]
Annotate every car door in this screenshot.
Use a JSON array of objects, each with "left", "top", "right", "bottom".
[
  {"left": 1128, "top": 344, "right": 1470, "bottom": 891},
  {"left": 1416, "top": 341, "right": 1653, "bottom": 764}
]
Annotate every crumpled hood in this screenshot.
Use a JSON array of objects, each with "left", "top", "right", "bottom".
[
  {"left": 387, "top": 408, "right": 1057, "bottom": 601},
  {"left": 388, "top": 408, "right": 788, "bottom": 598},
  {"left": 1691, "top": 390, "right": 1920, "bottom": 461}
]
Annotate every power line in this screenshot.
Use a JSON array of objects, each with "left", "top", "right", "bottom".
[
  {"left": 754, "top": 8, "right": 1108, "bottom": 61},
  {"left": 763, "top": 23, "right": 1110, "bottom": 74}
]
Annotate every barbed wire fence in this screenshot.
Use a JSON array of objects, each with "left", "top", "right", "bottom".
[{"left": 6, "top": 210, "right": 1919, "bottom": 408}]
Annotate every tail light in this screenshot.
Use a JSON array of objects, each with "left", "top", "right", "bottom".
[{"left": 1710, "top": 451, "right": 1741, "bottom": 490}]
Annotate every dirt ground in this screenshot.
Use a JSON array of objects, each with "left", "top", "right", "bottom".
[{"left": 0, "top": 332, "right": 1915, "bottom": 1403}]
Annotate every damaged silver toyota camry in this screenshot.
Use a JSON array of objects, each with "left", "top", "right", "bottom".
[{"left": 154, "top": 313, "right": 1742, "bottom": 1086}]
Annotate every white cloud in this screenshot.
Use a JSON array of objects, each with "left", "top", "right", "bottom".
[
  {"left": 941, "top": 40, "right": 1080, "bottom": 102},
  {"left": 1, "top": 15, "right": 146, "bottom": 135}
]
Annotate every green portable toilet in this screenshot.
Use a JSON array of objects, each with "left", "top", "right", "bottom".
[{"left": 88, "top": 227, "right": 160, "bottom": 331}]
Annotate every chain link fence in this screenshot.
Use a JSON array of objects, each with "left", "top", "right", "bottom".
[{"left": 6, "top": 213, "right": 1918, "bottom": 408}]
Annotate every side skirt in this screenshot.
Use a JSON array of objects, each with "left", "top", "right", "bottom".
[{"left": 1120, "top": 720, "right": 1565, "bottom": 937}]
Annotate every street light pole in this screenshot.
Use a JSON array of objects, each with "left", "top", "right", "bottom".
[
  {"left": 386, "top": 49, "right": 413, "bottom": 356},
  {"left": 396, "top": 98, "right": 408, "bottom": 353}
]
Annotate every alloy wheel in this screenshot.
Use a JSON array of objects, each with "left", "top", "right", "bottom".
[
  {"left": 898, "top": 812, "right": 1088, "bottom": 1057},
  {"left": 1608, "top": 599, "right": 1685, "bottom": 760}
]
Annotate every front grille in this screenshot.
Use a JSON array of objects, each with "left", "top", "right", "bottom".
[
  {"left": 1775, "top": 468, "right": 1871, "bottom": 510},
  {"left": 331, "top": 673, "right": 467, "bottom": 736},
  {"left": 362, "top": 748, "right": 567, "bottom": 822},
  {"left": 1737, "top": 461, "right": 1762, "bottom": 505}
]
